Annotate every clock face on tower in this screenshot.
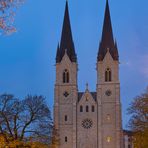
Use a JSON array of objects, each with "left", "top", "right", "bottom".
[
  {"left": 105, "top": 90, "right": 112, "bottom": 96},
  {"left": 82, "top": 119, "right": 93, "bottom": 129}
]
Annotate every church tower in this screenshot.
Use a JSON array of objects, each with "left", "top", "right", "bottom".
[
  {"left": 54, "top": 1, "right": 123, "bottom": 148},
  {"left": 54, "top": 1, "right": 77, "bottom": 148},
  {"left": 97, "top": 1, "right": 122, "bottom": 148}
]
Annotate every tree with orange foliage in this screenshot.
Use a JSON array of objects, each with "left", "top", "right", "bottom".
[
  {"left": 49, "top": 126, "right": 60, "bottom": 148},
  {"left": 0, "top": 94, "right": 52, "bottom": 147},
  {"left": 128, "top": 87, "right": 148, "bottom": 148},
  {"left": 0, "top": 0, "right": 24, "bottom": 35}
]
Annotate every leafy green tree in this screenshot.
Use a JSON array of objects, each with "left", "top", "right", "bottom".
[{"left": 128, "top": 87, "right": 148, "bottom": 148}]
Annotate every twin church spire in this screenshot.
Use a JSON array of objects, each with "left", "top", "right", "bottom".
[
  {"left": 56, "top": 1, "right": 77, "bottom": 63},
  {"left": 98, "top": 0, "right": 119, "bottom": 61},
  {"left": 56, "top": 0, "right": 118, "bottom": 63}
]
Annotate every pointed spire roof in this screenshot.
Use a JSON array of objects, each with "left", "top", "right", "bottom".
[
  {"left": 56, "top": 1, "right": 77, "bottom": 63},
  {"left": 97, "top": 0, "right": 119, "bottom": 61},
  {"left": 56, "top": 43, "right": 60, "bottom": 62}
]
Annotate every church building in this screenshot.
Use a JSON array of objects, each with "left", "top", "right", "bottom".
[{"left": 54, "top": 1, "right": 123, "bottom": 148}]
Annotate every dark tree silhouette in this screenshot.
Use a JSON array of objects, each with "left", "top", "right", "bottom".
[
  {"left": 127, "top": 87, "right": 148, "bottom": 148},
  {"left": 0, "top": 94, "right": 52, "bottom": 146}
]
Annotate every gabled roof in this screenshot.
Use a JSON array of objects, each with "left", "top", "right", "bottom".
[
  {"left": 56, "top": 1, "right": 77, "bottom": 63},
  {"left": 97, "top": 0, "right": 119, "bottom": 61},
  {"left": 78, "top": 92, "right": 97, "bottom": 102}
]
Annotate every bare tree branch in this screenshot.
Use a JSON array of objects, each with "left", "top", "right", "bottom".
[
  {"left": 128, "top": 86, "right": 148, "bottom": 147},
  {"left": 0, "top": 94, "right": 52, "bottom": 145}
]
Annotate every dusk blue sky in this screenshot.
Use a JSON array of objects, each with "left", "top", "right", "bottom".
[{"left": 0, "top": 0, "right": 148, "bottom": 129}]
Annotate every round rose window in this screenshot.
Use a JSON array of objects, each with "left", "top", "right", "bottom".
[
  {"left": 82, "top": 119, "right": 93, "bottom": 129},
  {"left": 105, "top": 90, "right": 112, "bottom": 96}
]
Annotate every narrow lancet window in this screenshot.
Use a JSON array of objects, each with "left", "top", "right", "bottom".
[
  {"left": 65, "top": 115, "right": 68, "bottom": 121},
  {"left": 86, "top": 106, "right": 89, "bottom": 112},
  {"left": 105, "top": 68, "right": 112, "bottom": 82},
  {"left": 80, "top": 106, "right": 83, "bottom": 112},
  {"left": 92, "top": 105, "right": 95, "bottom": 112},
  {"left": 63, "top": 69, "right": 69, "bottom": 83},
  {"left": 65, "top": 136, "right": 68, "bottom": 142}
]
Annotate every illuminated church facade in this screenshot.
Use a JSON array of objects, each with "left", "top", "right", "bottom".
[{"left": 54, "top": 1, "right": 123, "bottom": 148}]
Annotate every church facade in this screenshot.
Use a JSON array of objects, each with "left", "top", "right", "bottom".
[{"left": 54, "top": 1, "right": 123, "bottom": 148}]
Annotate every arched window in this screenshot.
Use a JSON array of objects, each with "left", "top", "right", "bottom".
[
  {"left": 105, "top": 68, "right": 112, "bottom": 82},
  {"left": 106, "top": 114, "right": 111, "bottom": 122},
  {"left": 80, "top": 106, "right": 83, "bottom": 112},
  {"left": 63, "top": 69, "right": 69, "bottom": 83},
  {"left": 92, "top": 105, "right": 95, "bottom": 112},
  {"left": 65, "top": 115, "right": 68, "bottom": 121},
  {"left": 106, "top": 136, "right": 112, "bottom": 143},
  {"left": 86, "top": 106, "right": 89, "bottom": 112},
  {"left": 65, "top": 136, "right": 68, "bottom": 142}
]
